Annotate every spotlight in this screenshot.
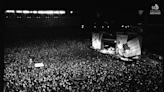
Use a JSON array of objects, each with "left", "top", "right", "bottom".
[
  {"left": 70, "top": 10, "right": 73, "bottom": 14},
  {"left": 81, "top": 24, "right": 84, "bottom": 28},
  {"left": 27, "top": 16, "right": 31, "bottom": 18},
  {"left": 17, "top": 16, "right": 21, "bottom": 18}
]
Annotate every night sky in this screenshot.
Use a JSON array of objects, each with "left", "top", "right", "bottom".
[
  {"left": 3, "top": 0, "right": 163, "bottom": 12},
  {"left": 3, "top": 0, "right": 163, "bottom": 37}
]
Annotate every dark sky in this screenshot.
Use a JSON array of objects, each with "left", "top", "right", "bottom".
[
  {"left": 3, "top": 0, "right": 163, "bottom": 14},
  {"left": 3, "top": 0, "right": 161, "bottom": 10}
]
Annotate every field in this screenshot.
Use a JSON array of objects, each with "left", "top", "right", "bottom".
[{"left": 4, "top": 35, "right": 163, "bottom": 92}]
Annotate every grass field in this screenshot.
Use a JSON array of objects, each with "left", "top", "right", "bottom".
[{"left": 4, "top": 36, "right": 163, "bottom": 92}]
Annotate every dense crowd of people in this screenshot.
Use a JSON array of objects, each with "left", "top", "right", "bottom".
[{"left": 4, "top": 38, "right": 163, "bottom": 92}]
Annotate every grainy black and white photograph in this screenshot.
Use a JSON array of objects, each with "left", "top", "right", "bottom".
[{"left": 3, "top": 0, "right": 163, "bottom": 92}]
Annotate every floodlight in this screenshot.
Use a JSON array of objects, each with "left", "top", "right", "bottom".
[
  {"left": 38, "top": 10, "right": 45, "bottom": 14},
  {"left": 53, "top": 10, "right": 60, "bottom": 14},
  {"left": 59, "top": 10, "right": 66, "bottom": 14},
  {"left": 5, "top": 10, "right": 15, "bottom": 13},
  {"left": 32, "top": 10, "right": 38, "bottom": 14},
  {"left": 23, "top": 10, "right": 30, "bottom": 14},
  {"left": 45, "top": 10, "right": 54, "bottom": 14}
]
